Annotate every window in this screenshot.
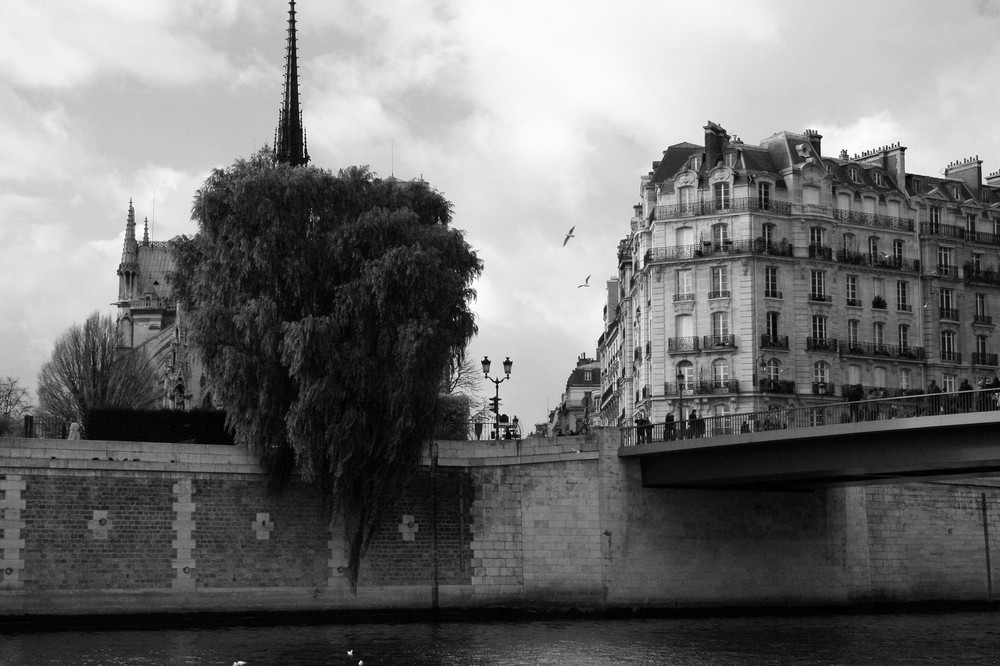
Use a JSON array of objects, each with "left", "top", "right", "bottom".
[
  {"left": 678, "top": 187, "right": 694, "bottom": 210},
  {"left": 848, "top": 364, "right": 861, "bottom": 385},
  {"left": 868, "top": 236, "right": 879, "bottom": 258},
  {"left": 900, "top": 368, "right": 912, "bottom": 390},
  {"left": 758, "top": 182, "right": 771, "bottom": 211},
  {"left": 943, "top": 374, "right": 956, "bottom": 392},
  {"left": 810, "top": 227, "right": 825, "bottom": 246},
  {"left": 976, "top": 293, "right": 988, "bottom": 318},
  {"left": 847, "top": 320, "right": 860, "bottom": 344},
  {"left": 676, "top": 269, "right": 693, "bottom": 298},
  {"left": 813, "top": 361, "right": 830, "bottom": 384},
  {"left": 810, "top": 270, "right": 827, "bottom": 298},
  {"left": 899, "top": 324, "right": 910, "bottom": 349},
  {"left": 766, "top": 359, "right": 781, "bottom": 381},
  {"left": 874, "top": 172, "right": 885, "bottom": 187},
  {"left": 712, "top": 223, "right": 730, "bottom": 246},
  {"left": 913, "top": 179, "right": 922, "bottom": 194},
  {"left": 941, "top": 330, "right": 957, "bottom": 360},
  {"left": 675, "top": 313, "right": 693, "bottom": 337},
  {"left": 873, "top": 367, "right": 887, "bottom": 388},
  {"left": 846, "top": 275, "right": 859, "bottom": 306},
  {"left": 953, "top": 186, "right": 962, "bottom": 200},
  {"left": 712, "top": 359, "right": 730, "bottom": 387},
  {"left": 713, "top": 182, "right": 730, "bottom": 210},
  {"left": 584, "top": 370, "right": 593, "bottom": 382},
  {"left": 873, "top": 322, "right": 885, "bottom": 347},
  {"left": 938, "top": 246, "right": 954, "bottom": 270},
  {"left": 765, "top": 266, "right": 779, "bottom": 298},
  {"left": 896, "top": 281, "right": 909, "bottom": 311},
  {"left": 710, "top": 266, "right": 729, "bottom": 297},
  {"left": 940, "top": 287, "right": 956, "bottom": 317},
  {"left": 994, "top": 217, "right": 1000, "bottom": 237},
  {"left": 724, "top": 152, "right": 736, "bottom": 168},
  {"left": 677, "top": 361, "right": 694, "bottom": 389},
  {"left": 872, "top": 278, "right": 885, "bottom": 299},
  {"left": 977, "top": 335, "right": 989, "bottom": 355},
  {"left": 711, "top": 311, "right": 729, "bottom": 337},
  {"left": 690, "top": 157, "right": 701, "bottom": 171},
  {"left": 766, "top": 311, "right": 779, "bottom": 339},
  {"left": 812, "top": 314, "right": 827, "bottom": 340},
  {"left": 968, "top": 213, "right": 977, "bottom": 236},
  {"left": 762, "top": 222, "right": 775, "bottom": 245},
  {"left": 929, "top": 206, "right": 942, "bottom": 232},
  {"left": 848, "top": 167, "right": 861, "bottom": 184},
  {"left": 843, "top": 233, "right": 857, "bottom": 252},
  {"left": 676, "top": 226, "right": 694, "bottom": 247},
  {"left": 973, "top": 253, "right": 984, "bottom": 274}
]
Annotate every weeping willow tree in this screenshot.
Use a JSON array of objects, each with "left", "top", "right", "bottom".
[{"left": 171, "top": 151, "right": 482, "bottom": 588}]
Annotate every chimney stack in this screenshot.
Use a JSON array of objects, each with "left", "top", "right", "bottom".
[{"left": 703, "top": 121, "right": 730, "bottom": 169}]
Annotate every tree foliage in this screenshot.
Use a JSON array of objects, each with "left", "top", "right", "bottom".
[
  {"left": 36, "top": 311, "right": 160, "bottom": 433},
  {"left": 171, "top": 152, "right": 482, "bottom": 588},
  {"left": 0, "top": 376, "right": 31, "bottom": 436}
]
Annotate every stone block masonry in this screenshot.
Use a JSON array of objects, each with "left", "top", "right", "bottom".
[{"left": 1, "top": 434, "right": 999, "bottom": 616}]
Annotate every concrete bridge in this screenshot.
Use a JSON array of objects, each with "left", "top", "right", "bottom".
[{"left": 619, "top": 389, "right": 1000, "bottom": 490}]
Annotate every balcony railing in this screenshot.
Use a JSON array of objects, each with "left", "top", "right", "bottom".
[
  {"left": 974, "top": 314, "right": 994, "bottom": 325},
  {"left": 940, "top": 308, "right": 959, "bottom": 320},
  {"left": 702, "top": 334, "right": 737, "bottom": 349},
  {"left": 836, "top": 250, "right": 920, "bottom": 272},
  {"left": 964, "top": 268, "right": 1000, "bottom": 287},
  {"left": 759, "top": 379, "right": 795, "bottom": 394},
  {"left": 897, "top": 303, "right": 913, "bottom": 312},
  {"left": 808, "top": 244, "right": 833, "bottom": 260},
  {"left": 841, "top": 341, "right": 926, "bottom": 360},
  {"left": 833, "top": 208, "right": 915, "bottom": 231},
  {"left": 806, "top": 337, "right": 839, "bottom": 352},
  {"left": 872, "top": 297, "right": 888, "bottom": 310},
  {"left": 936, "top": 264, "right": 959, "bottom": 278},
  {"left": 972, "top": 352, "right": 999, "bottom": 366},
  {"left": 846, "top": 298, "right": 863, "bottom": 307},
  {"left": 665, "top": 380, "right": 741, "bottom": 396},
  {"left": 809, "top": 293, "right": 832, "bottom": 303},
  {"left": 651, "top": 197, "right": 793, "bottom": 221},
  {"left": 812, "top": 382, "right": 836, "bottom": 396},
  {"left": 645, "top": 239, "right": 794, "bottom": 263},
  {"left": 940, "top": 350, "right": 962, "bottom": 363},
  {"left": 921, "top": 222, "right": 1000, "bottom": 247},
  {"left": 760, "top": 334, "right": 789, "bottom": 350},
  {"left": 764, "top": 289, "right": 783, "bottom": 299},
  {"left": 668, "top": 336, "right": 700, "bottom": 353},
  {"left": 673, "top": 293, "right": 695, "bottom": 302}
]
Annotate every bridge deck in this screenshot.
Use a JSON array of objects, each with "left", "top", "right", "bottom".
[{"left": 619, "top": 390, "right": 1000, "bottom": 489}]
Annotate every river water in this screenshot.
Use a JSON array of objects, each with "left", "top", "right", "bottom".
[{"left": 3, "top": 611, "right": 1000, "bottom": 665}]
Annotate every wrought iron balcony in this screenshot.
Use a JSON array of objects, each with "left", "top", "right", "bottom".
[
  {"left": 759, "top": 379, "right": 795, "bottom": 394},
  {"left": 920, "top": 222, "right": 1000, "bottom": 247},
  {"left": 872, "top": 296, "right": 888, "bottom": 310},
  {"left": 836, "top": 249, "right": 921, "bottom": 272},
  {"left": 808, "top": 244, "right": 833, "bottom": 260},
  {"left": 897, "top": 303, "right": 913, "bottom": 312},
  {"left": 972, "top": 352, "right": 999, "bottom": 366},
  {"left": 809, "top": 293, "right": 832, "bottom": 303},
  {"left": 668, "top": 336, "right": 700, "bottom": 353},
  {"left": 940, "top": 307, "right": 959, "bottom": 320},
  {"left": 760, "top": 334, "right": 789, "bottom": 350},
  {"left": 833, "top": 208, "right": 915, "bottom": 231},
  {"left": 645, "top": 239, "right": 794, "bottom": 263},
  {"left": 940, "top": 350, "right": 962, "bottom": 363},
  {"left": 764, "top": 289, "right": 783, "bottom": 299},
  {"left": 673, "top": 292, "right": 695, "bottom": 302},
  {"left": 964, "top": 268, "right": 1000, "bottom": 287},
  {"left": 806, "top": 337, "right": 839, "bottom": 352},
  {"left": 974, "top": 314, "right": 994, "bottom": 325},
  {"left": 936, "top": 264, "right": 959, "bottom": 278},
  {"left": 841, "top": 341, "right": 926, "bottom": 360},
  {"left": 708, "top": 290, "right": 731, "bottom": 299},
  {"left": 812, "top": 382, "right": 836, "bottom": 396},
  {"left": 846, "top": 298, "right": 863, "bottom": 307},
  {"left": 664, "top": 381, "right": 696, "bottom": 395},
  {"left": 702, "top": 334, "right": 737, "bottom": 349},
  {"left": 651, "top": 197, "right": 792, "bottom": 221}
]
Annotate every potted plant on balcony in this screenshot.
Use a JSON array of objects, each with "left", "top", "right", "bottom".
[{"left": 872, "top": 295, "right": 887, "bottom": 309}]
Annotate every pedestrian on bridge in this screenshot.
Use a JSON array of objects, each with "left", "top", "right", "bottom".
[
  {"left": 927, "top": 379, "right": 942, "bottom": 414},
  {"left": 664, "top": 413, "right": 676, "bottom": 441}
]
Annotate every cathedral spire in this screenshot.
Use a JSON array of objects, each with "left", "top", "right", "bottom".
[{"left": 274, "top": 0, "right": 309, "bottom": 166}]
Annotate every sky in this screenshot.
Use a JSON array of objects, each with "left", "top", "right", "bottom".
[{"left": 3, "top": 0, "right": 1000, "bottom": 427}]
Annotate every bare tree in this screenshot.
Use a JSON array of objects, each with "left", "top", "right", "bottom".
[
  {"left": 37, "top": 311, "right": 160, "bottom": 433},
  {"left": 442, "top": 353, "right": 484, "bottom": 399},
  {"left": 0, "top": 376, "right": 30, "bottom": 436}
]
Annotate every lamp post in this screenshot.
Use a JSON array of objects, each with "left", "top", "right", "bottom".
[
  {"left": 482, "top": 356, "right": 512, "bottom": 439},
  {"left": 676, "top": 370, "right": 685, "bottom": 423},
  {"left": 752, "top": 354, "right": 767, "bottom": 390}
]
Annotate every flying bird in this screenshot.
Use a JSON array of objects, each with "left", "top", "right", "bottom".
[
  {"left": 563, "top": 226, "right": 575, "bottom": 246},
  {"left": 347, "top": 650, "right": 353, "bottom": 657},
  {"left": 578, "top": 275, "right": 591, "bottom": 288},
  {"left": 233, "top": 662, "right": 247, "bottom": 666}
]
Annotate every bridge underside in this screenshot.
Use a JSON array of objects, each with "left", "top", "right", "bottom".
[{"left": 627, "top": 413, "right": 1000, "bottom": 490}]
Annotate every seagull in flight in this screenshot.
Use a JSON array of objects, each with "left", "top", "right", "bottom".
[
  {"left": 563, "top": 226, "right": 575, "bottom": 246},
  {"left": 578, "top": 275, "right": 591, "bottom": 288}
]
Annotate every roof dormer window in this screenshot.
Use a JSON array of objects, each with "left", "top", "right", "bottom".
[
  {"left": 690, "top": 157, "right": 701, "bottom": 171},
  {"left": 724, "top": 152, "right": 736, "bottom": 168},
  {"left": 873, "top": 172, "right": 885, "bottom": 187},
  {"left": 848, "top": 167, "right": 861, "bottom": 184}
]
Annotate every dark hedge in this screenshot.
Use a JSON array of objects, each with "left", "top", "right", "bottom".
[{"left": 87, "top": 407, "right": 234, "bottom": 445}]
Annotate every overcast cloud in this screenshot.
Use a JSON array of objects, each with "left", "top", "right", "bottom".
[{"left": 2, "top": 0, "right": 1000, "bottom": 425}]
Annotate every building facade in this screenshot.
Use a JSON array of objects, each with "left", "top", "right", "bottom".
[
  {"left": 546, "top": 353, "right": 601, "bottom": 435},
  {"left": 598, "top": 121, "right": 1000, "bottom": 427}
]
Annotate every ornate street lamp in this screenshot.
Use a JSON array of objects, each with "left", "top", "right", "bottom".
[
  {"left": 482, "top": 356, "right": 512, "bottom": 439},
  {"left": 676, "top": 370, "right": 685, "bottom": 423}
]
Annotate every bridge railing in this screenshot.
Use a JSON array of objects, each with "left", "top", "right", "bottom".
[{"left": 621, "top": 388, "right": 1000, "bottom": 447}]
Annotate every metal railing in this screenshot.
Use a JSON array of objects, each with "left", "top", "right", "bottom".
[
  {"left": 840, "top": 341, "right": 926, "bottom": 360},
  {"left": 620, "top": 387, "right": 1000, "bottom": 447},
  {"left": 836, "top": 250, "right": 920, "bottom": 272},
  {"left": 760, "top": 334, "right": 789, "bottom": 350},
  {"left": 668, "top": 336, "right": 700, "bottom": 353},
  {"left": 645, "top": 239, "right": 794, "bottom": 262},
  {"left": 833, "top": 209, "right": 915, "bottom": 231},
  {"left": 651, "top": 197, "right": 793, "bottom": 221}
]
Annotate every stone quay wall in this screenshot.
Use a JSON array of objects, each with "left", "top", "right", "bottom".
[{"left": 1, "top": 430, "right": 998, "bottom": 617}]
